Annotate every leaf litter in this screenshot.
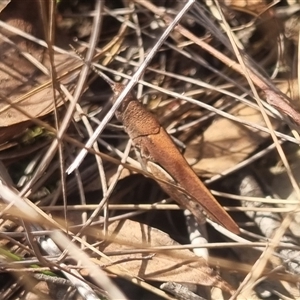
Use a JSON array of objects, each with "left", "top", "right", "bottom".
[{"left": 0, "top": 0, "right": 300, "bottom": 299}]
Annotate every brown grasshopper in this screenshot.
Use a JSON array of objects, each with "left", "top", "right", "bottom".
[{"left": 97, "top": 72, "right": 240, "bottom": 234}]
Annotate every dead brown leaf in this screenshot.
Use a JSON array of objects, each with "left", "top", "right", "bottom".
[
  {"left": 88, "top": 219, "right": 234, "bottom": 293},
  {"left": 0, "top": 0, "right": 9, "bottom": 13},
  {"left": 0, "top": 0, "right": 80, "bottom": 129},
  {"left": 225, "top": 0, "right": 267, "bottom": 11},
  {"left": 185, "top": 103, "right": 275, "bottom": 177}
]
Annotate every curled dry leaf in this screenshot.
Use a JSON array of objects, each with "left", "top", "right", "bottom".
[
  {"left": 183, "top": 77, "right": 293, "bottom": 178},
  {"left": 0, "top": 0, "right": 45, "bottom": 96},
  {"left": 225, "top": 0, "right": 264, "bottom": 9},
  {"left": 0, "top": 0, "right": 80, "bottom": 142},
  {"left": 185, "top": 103, "right": 277, "bottom": 177},
  {"left": 90, "top": 219, "right": 234, "bottom": 294},
  {"left": 0, "top": 0, "right": 9, "bottom": 13},
  {"left": 0, "top": 52, "right": 79, "bottom": 126},
  {"left": 190, "top": 73, "right": 298, "bottom": 178}
]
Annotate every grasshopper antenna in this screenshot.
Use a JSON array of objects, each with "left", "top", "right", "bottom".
[
  {"left": 66, "top": 0, "right": 195, "bottom": 175},
  {"left": 70, "top": 45, "right": 116, "bottom": 89}
]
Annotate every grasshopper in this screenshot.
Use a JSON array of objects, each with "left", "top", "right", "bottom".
[{"left": 96, "top": 72, "right": 240, "bottom": 234}]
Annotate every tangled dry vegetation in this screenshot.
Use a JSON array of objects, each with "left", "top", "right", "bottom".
[{"left": 1, "top": 0, "right": 300, "bottom": 299}]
